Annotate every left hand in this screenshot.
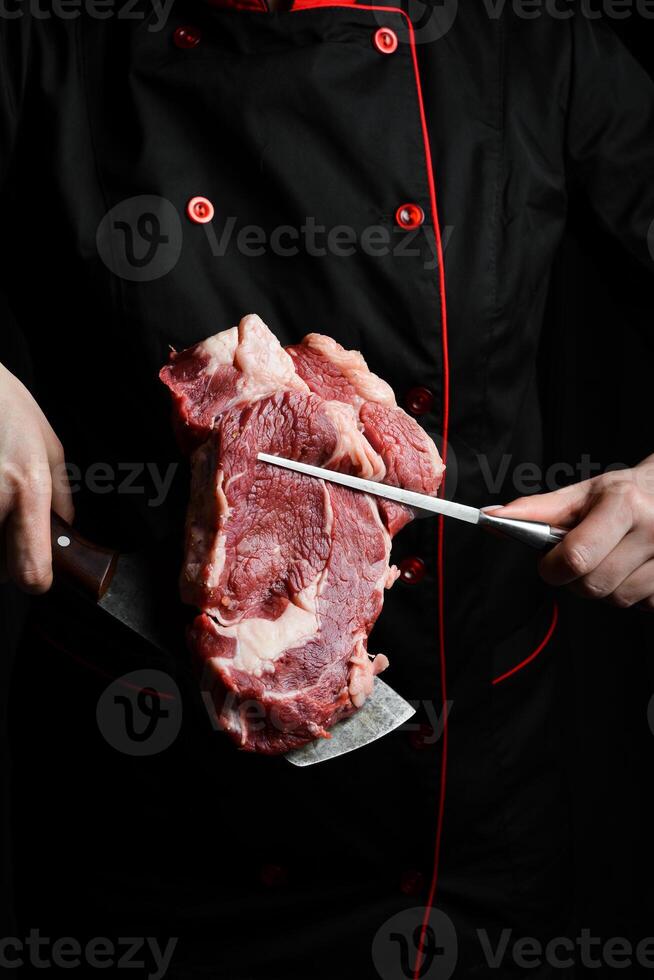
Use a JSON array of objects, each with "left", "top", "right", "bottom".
[{"left": 487, "top": 455, "right": 654, "bottom": 610}]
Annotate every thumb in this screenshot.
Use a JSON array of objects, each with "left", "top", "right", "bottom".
[{"left": 483, "top": 480, "right": 593, "bottom": 527}]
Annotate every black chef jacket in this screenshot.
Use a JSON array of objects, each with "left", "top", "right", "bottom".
[{"left": 1, "top": 1, "right": 653, "bottom": 977}]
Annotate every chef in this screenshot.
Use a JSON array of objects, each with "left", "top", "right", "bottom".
[{"left": 0, "top": 0, "right": 652, "bottom": 976}]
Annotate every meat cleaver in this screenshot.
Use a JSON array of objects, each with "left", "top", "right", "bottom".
[
  {"left": 50, "top": 511, "right": 179, "bottom": 656},
  {"left": 50, "top": 513, "right": 416, "bottom": 766}
]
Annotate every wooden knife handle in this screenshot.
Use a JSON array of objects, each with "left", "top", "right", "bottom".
[{"left": 50, "top": 512, "right": 119, "bottom": 601}]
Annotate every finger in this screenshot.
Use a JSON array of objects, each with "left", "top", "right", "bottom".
[
  {"left": 0, "top": 463, "right": 19, "bottom": 527},
  {"left": 567, "top": 530, "right": 654, "bottom": 601},
  {"left": 43, "top": 429, "right": 75, "bottom": 525},
  {"left": 6, "top": 485, "right": 54, "bottom": 594},
  {"left": 50, "top": 462, "right": 74, "bottom": 524},
  {"left": 538, "top": 489, "right": 635, "bottom": 587},
  {"left": 484, "top": 480, "right": 592, "bottom": 528},
  {"left": 610, "top": 559, "right": 654, "bottom": 611}
]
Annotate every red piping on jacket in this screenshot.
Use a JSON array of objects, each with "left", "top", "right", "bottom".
[
  {"left": 203, "top": 0, "right": 359, "bottom": 9},
  {"left": 188, "top": 2, "right": 451, "bottom": 969},
  {"left": 491, "top": 603, "right": 559, "bottom": 686},
  {"left": 395, "top": 13, "right": 450, "bottom": 978}
]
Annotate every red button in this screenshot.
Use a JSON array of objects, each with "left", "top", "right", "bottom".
[
  {"left": 408, "top": 723, "right": 435, "bottom": 751},
  {"left": 173, "top": 26, "right": 201, "bottom": 49},
  {"left": 373, "top": 27, "right": 398, "bottom": 55},
  {"left": 396, "top": 203, "right": 425, "bottom": 230},
  {"left": 399, "top": 557, "right": 426, "bottom": 585},
  {"left": 405, "top": 386, "right": 434, "bottom": 416},
  {"left": 187, "top": 196, "right": 214, "bottom": 224},
  {"left": 400, "top": 869, "right": 425, "bottom": 897},
  {"left": 260, "top": 864, "right": 288, "bottom": 887}
]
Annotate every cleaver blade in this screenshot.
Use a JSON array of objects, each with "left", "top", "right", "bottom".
[
  {"left": 285, "top": 677, "right": 415, "bottom": 767},
  {"left": 50, "top": 512, "right": 415, "bottom": 765}
]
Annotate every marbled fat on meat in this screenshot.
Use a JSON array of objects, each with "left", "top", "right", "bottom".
[{"left": 160, "top": 314, "right": 444, "bottom": 754}]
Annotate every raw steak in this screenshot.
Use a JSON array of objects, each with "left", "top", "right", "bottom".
[{"left": 160, "top": 315, "right": 444, "bottom": 754}]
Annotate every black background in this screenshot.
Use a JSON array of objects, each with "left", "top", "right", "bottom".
[
  {"left": 539, "top": 10, "right": 654, "bottom": 968},
  {"left": 0, "top": 5, "right": 653, "bottom": 976}
]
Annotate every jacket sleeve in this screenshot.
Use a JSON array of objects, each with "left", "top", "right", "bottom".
[
  {"left": 0, "top": 14, "right": 34, "bottom": 378},
  {"left": 0, "top": 15, "right": 32, "bottom": 187},
  {"left": 566, "top": 15, "right": 654, "bottom": 272}
]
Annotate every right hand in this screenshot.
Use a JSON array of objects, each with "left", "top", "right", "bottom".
[{"left": 0, "top": 362, "right": 74, "bottom": 593}]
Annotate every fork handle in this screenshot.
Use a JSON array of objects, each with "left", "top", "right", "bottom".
[{"left": 478, "top": 512, "right": 567, "bottom": 550}]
